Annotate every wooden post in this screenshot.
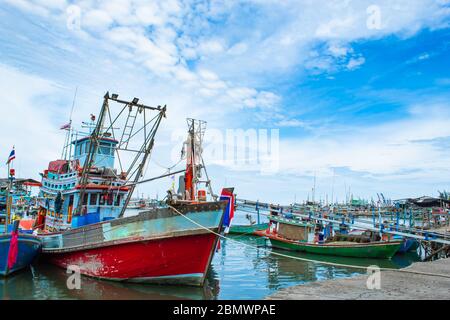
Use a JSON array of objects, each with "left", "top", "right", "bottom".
[
  {"left": 256, "top": 200, "right": 260, "bottom": 225},
  {"left": 5, "top": 162, "right": 11, "bottom": 234}
]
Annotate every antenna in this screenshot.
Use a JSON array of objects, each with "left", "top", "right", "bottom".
[
  {"left": 312, "top": 172, "right": 316, "bottom": 203},
  {"left": 61, "top": 87, "right": 78, "bottom": 160},
  {"left": 69, "top": 86, "right": 78, "bottom": 122},
  {"left": 331, "top": 168, "right": 335, "bottom": 205}
]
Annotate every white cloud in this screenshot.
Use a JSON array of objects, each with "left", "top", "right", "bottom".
[
  {"left": 83, "top": 9, "right": 113, "bottom": 31},
  {"left": 347, "top": 56, "right": 365, "bottom": 70},
  {"left": 276, "top": 119, "right": 307, "bottom": 128},
  {"left": 2, "top": 0, "right": 450, "bottom": 202},
  {"left": 227, "top": 42, "right": 248, "bottom": 55},
  {"left": 5, "top": 0, "right": 450, "bottom": 101},
  {"left": 278, "top": 103, "right": 450, "bottom": 180},
  {"left": 34, "top": 0, "right": 67, "bottom": 10},
  {"left": 328, "top": 44, "right": 351, "bottom": 57},
  {"left": 0, "top": 64, "right": 66, "bottom": 179}
]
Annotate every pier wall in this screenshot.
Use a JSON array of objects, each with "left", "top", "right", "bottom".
[{"left": 266, "top": 258, "right": 450, "bottom": 300}]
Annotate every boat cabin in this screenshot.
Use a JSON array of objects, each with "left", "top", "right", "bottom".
[
  {"left": 73, "top": 136, "right": 118, "bottom": 168},
  {"left": 38, "top": 136, "right": 129, "bottom": 232}
]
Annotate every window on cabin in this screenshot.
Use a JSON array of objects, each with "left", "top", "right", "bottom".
[
  {"left": 90, "top": 194, "right": 98, "bottom": 206},
  {"left": 85, "top": 142, "right": 91, "bottom": 154},
  {"left": 115, "top": 195, "right": 122, "bottom": 206},
  {"left": 99, "top": 194, "right": 105, "bottom": 206},
  {"left": 99, "top": 142, "right": 112, "bottom": 156},
  {"left": 75, "top": 143, "right": 81, "bottom": 156},
  {"left": 82, "top": 195, "right": 88, "bottom": 206},
  {"left": 107, "top": 193, "right": 113, "bottom": 206}
]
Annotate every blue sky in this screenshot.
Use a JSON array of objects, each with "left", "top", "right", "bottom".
[{"left": 0, "top": 0, "right": 449, "bottom": 204}]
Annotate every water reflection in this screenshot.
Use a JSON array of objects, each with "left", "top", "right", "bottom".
[{"left": 0, "top": 234, "right": 419, "bottom": 300}]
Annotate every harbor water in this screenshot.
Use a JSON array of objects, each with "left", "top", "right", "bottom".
[{"left": 0, "top": 211, "right": 420, "bottom": 300}]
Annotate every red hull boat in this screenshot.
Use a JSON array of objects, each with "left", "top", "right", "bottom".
[
  {"left": 40, "top": 202, "right": 226, "bottom": 286},
  {"left": 35, "top": 95, "right": 234, "bottom": 287},
  {"left": 47, "top": 233, "right": 218, "bottom": 286}
]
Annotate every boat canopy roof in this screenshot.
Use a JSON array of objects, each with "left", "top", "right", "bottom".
[
  {"left": 48, "top": 160, "right": 79, "bottom": 174},
  {"left": 72, "top": 136, "right": 119, "bottom": 145}
]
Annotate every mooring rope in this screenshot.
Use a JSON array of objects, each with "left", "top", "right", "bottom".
[{"left": 168, "top": 205, "right": 450, "bottom": 279}]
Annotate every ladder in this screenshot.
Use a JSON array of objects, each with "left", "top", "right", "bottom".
[{"left": 119, "top": 106, "right": 140, "bottom": 149}]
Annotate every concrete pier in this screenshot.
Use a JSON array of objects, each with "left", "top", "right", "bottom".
[{"left": 266, "top": 258, "right": 450, "bottom": 300}]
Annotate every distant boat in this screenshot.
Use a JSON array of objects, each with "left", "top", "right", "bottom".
[
  {"left": 127, "top": 199, "right": 148, "bottom": 210},
  {"left": 229, "top": 223, "right": 269, "bottom": 235},
  {"left": 0, "top": 220, "right": 41, "bottom": 277},
  {"left": 1, "top": 170, "right": 42, "bottom": 276}
]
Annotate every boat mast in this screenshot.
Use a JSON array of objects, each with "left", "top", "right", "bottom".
[
  {"left": 185, "top": 120, "right": 196, "bottom": 201},
  {"left": 184, "top": 118, "right": 216, "bottom": 201},
  {"left": 61, "top": 87, "right": 77, "bottom": 160},
  {"left": 75, "top": 92, "right": 110, "bottom": 216}
]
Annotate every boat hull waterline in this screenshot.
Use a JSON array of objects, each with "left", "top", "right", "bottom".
[{"left": 40, "top": 202, "right": 226, "bottom": 286}]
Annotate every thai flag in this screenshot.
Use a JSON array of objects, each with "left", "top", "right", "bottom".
[
  {"left": 220, "top": 188, "right": 235, "bottom": 228},
  {"left": 6, "top": 148, "right": 15, "bottom": 165}
]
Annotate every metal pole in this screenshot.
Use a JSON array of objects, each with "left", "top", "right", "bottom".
[
  {"left": 372, "top": 206, "right": 376, "bottom": 227},
  {"left": 76, "top": 93, "right": 110, "bottom": 215}
]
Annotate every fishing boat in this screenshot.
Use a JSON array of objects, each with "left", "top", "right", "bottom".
[
  {"left": 230, "top": 201, "right": 268, "bottom": 235},
  {"left": 35, "top": 94, "right": 231, "bottom": 286},
  {"left": 393, "top": 235, "right": 418, "bottom": 254},
  {"left": 1, "top": 220, "right": 41, "bottom": 276},
  {"left": 229, "top": 223, "right": 269, "bottom": 235},
  {"left": 258, "top": 214, "right": 402, "bottom": 259},
  {"left": 127, "top": 198, "right": 148, "bottom": 210},
  {"left": 40, "top": 201, "right": 226, "bottom": 285},
  {"left": 1, "top": 155, "right": 41, "bottom": 277}
]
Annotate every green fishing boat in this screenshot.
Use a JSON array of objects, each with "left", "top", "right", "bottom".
[
  {"left": 229, "top": 223, "right": 269, "bottom": 235},
  {"left": 267, "top": 234, "right": 402, "bottom": 259},
  {"left": 262, "top": 214, "right": 402, "bottom": 259}
]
